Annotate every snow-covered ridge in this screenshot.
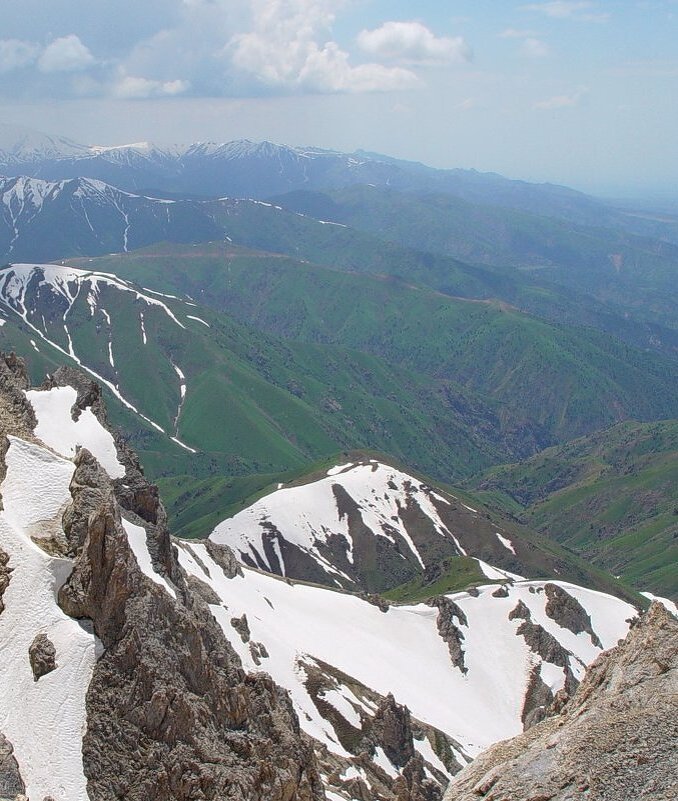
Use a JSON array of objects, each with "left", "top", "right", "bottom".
[
  {"left": 0, "top": 262, "right": 197, "bottom": 450},
  {"left": 177, "top": 537, "right": 636, "bottom": 764},
  {"left": 211, "top": 460, "right": 465, "bottom": 583},
  {"left": 210, "top": 459, "right": 539, "bottom": 590}
]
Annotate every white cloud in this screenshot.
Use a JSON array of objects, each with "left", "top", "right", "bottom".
[
  {"left": 357, "top": 21, "right": 471, "bottom": 64},
  {"left": 521, "top": 37, "right": 550, "bottom": 57},
  {"left": 522, "top": 2, "right": 609, "bottom": 21},
  {"left": 112, "top": 75, "right": 190, "bottom": 99},
  {"left": 534, "top": 88, "right": 587, "bottom": 108},
  {"left": 228, "top": 1, "right": 418, "bottom": 93},
  {"left": 0, "top": 39, "right": 40, "bottom": 73},
  {"left": 37, "top": 35, "right": 96, "bottom": 73}
]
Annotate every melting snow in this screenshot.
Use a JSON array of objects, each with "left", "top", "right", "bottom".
[
  {"left": 640, "top": 591, "right": 678, "bottom": 617},
  {"left": 476, "top": 559, "right": 524, "bottom": 582},
  {"left": 121, "top": 518, "right": 176, "bottom": 598},
  {"left": 176, "top": 540, "right": 635, "bottom": 759},
  {"left": 327, "top": 462, "right": 354, "bottom": 476},
  {"left": 186, "top": 314, "right": 210, "bottom": 327},
  {"left": 26, "top": 385, "right": 125, "bottom": 478},
  {"left": 495, "top": 532, "right": 516, "bottom": 554},
  {"left": 0, "top": 436, "right": 96, "bottom": 801},
  {"left": 211, "top": 463, "right": 464, "bottom": 576}
]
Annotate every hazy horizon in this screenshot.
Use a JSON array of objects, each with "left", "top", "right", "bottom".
[{"left": 0, "top": 1, "right": 676, "bottom": 200}]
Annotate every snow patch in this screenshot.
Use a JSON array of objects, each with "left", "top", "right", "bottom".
[
  {"left": 495, "top": 532, "right": 516, "bottom": 554},
  {"left": 640, "top": 591, "right": 678, "bottom": 617},
  {"left": 26, "top": 385, "right": 125, "bottom": 478},
  {"left": 0, "top": 436, "right": 96, "bottom": 801},
  {"left": 121, "top": 518, "right": 176, "bottom": 598}
]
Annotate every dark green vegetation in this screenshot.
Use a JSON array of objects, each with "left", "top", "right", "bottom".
[
  {"left": 473, "top": 421, "right": 678, "bottom": 598},
  {"left": 271, "top": 186, "right": 678, "bottom": 344},
  {"left": 383, "top": 556, "right": 488, "bottom": 603},
  {"left": 1, "top": 144, "right": 675, "bottom": 603}
]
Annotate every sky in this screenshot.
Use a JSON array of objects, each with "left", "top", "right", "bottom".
[{"left": 0, "top": 0, "right": 676, "bottom": 198}]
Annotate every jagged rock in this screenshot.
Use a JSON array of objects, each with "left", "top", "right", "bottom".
[
  {"left": 444, "top": 603, "right": 678, "bottom": 801},
  {"left": 516, "top": 617, "right": 571, "bottom": 668},
  {"left": 28, "top": 633, "right": 57, "bottom": 681},
  {"left": 370, "top": 694, "right": 415, "bottom": 769},
  {"left": 393, "top": 754, "right": 442, "bottom": 801},
  {"left": 492, "top": 584, "right": 509, "bottom": 598},
  {"left": 61, "top": 448, "right": 112, "bottom": 555},
  {"left": 520, "top": 664, "right": 554, "bottom": 730},
  {"left": 249, "top": 642, "right": 269, "bottom": 666},
  {"left": 427, "top": 597, "right": 468, "bottom": 674},
  {"left": 508, "top": 599, "right": 530, "bottom": 620},
  {"left": 205, "top": 539, "right": 243, "bottom": 579},
  {"left": 0, "top": 354, "right": 37, "bottom": 510},
  {"left": 544, "top": 582, "right": 603, "bottom": 647},
  {"left": 0, "top": 547, "right": 11, "bottom": 615},
  {"left": 185, "top": 573, "right": 221, "bottom": 605},
  {"left": 58, "top": 460, "right": 322, "bottom": 800},
  {"left": 0, "top": 733, "right": 25, "bottom": 799},
  {"left": 231, "top": 613, "right": 251, "bottom": 643}
]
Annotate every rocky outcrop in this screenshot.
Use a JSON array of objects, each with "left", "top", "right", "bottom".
[
  {"left": 58, "top": 436, "right": 323, "bottom": 800},
  {"left": 0, "top": 733, "right": 25, "bottom": 800},
  {"left": 205, "top": 539, "right": 243, "bottom": 579},
  {"left": 520, "top": 664, "right": 554, "bottom": 730},
  {"left": 444, "top": 602, "right": 678, "bottom": 801},
  {"left": 300, "top": 657, "right": 461, "bottom": 800},
  {"left": 0, "top": 354, "right": 37, "bottom": 512},
  {"left": 230, "top": 613, "right": 251, "bottom": 643},
  {"left": 370, "top": 693, "right": 416, "bottom": 769},
  {"left": 544, "top": 583, "right": 602, "bottom": 647},
  {"left": 0, "top": 547, "right": 10, "bottom": 615},
  {"left": 28, "top": 633, "right": 57, "bottom": 681},
  {"left": 516, "top": 617, "right": 571, "bottom": 669},
  {"left": 427, "top": 596, "right": 468, "bottom": 674}
]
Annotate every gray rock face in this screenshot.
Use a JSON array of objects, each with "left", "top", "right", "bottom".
[
  {"left": 427, "top": 596, "right": 468, "bottom": 674},
  {"left": 0, "top": 354, "right": 37, "bottom": 512},
  {"left": 0, "top": 733, "right": 25, "bottom": 799},
  {"left": 444, "top": 602, "right": 678, "bottom": 801},
  {"left": 544, "top": 582, "right": 602, "bottom": 647},
  {"left": 58, "top": 444, "right": 322, "bottom": 801},
  {"left": 520, "top": 664, "right": 554, "bottom": 731},
  {"left": 370, "top": 693, "right": 416, "bottom": 769},
  {"left": 28, "top": 633, "right": 57, "bottom": 681},
  {"left": 0, "top": 547, "right": 11, "bottom": 615}
]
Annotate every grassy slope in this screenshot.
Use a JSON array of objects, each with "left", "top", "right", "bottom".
[
  {"left": 0, "top": 264, "right": 525, "bottom": 483},
  {"left": 94, "top": 245, "right": 678, "bottom": 451},
  {"left": 270, "top": 186, "right": 678, "bottom": 332},
  {"left": 473, "top": 421, "right": 678, "bottom": 598}
]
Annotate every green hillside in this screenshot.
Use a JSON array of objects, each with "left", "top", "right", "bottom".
[
  {"left": 473, "top": 421, "right": 678, "bottom": 598},
  {"left": 93, "top": 244, "right": 678, "bottom": 451},
  {"left": 271, "top": 186, "right": 678, "bottom": 334}
]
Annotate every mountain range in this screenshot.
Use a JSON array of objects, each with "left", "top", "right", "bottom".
[
  {"left": 0, "top": 352, "right": 658, "bottom": 801},
  {"left": 0, "top": 121, "right": 676, "bottom": 801}
]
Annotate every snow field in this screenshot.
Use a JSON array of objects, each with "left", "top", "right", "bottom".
[
  {"left": 27, "top": 385, "right": 125, "bottom": 478},
  {"left": 211, "top": 462, "right": 465, "bottom": 577},
  {"left": 176, "top": 540, "right": 634, "bottom": 759},
  {"left": 0, "top": 437, "right": 96, "bottom": 801}
]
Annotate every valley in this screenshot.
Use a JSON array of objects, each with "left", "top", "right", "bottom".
[{"left": 0, "top": 123, "right": 675, "bottom": 801}]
